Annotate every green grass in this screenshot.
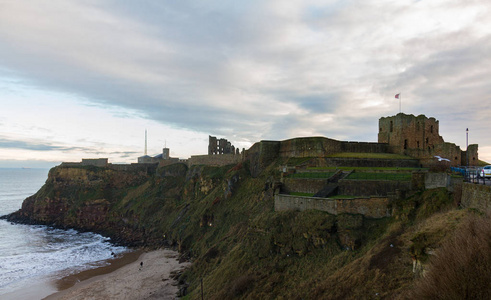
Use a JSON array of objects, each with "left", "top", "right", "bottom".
[
  {"left": 284, "top": 157, "right": 313, "bottom": 166},
  {"left": 346, "top": 172, "right": 411, "bottom": 181},
  {"left": 328, "top": 195, "right": 364, "bottom": 199},
  {"left": 286, "top": 172, "right": 335, "bottom": 179},
  {"left": 327, "top": 152, "right": 414, "bottom": 159},
  {"left": 308, "top": 166, "right": 426, "bottom": 172},
  {"left": 478, "top": 160, "right": 490, "bottom": 167}
]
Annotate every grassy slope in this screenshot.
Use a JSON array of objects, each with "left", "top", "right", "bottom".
[{"left": 117, "top": 161, "right": 478, "bottom": 299}]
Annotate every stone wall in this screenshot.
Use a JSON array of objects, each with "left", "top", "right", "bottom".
[
  {"left": 81, "top": 158, "right": 108, "bottom": 167},
  {"left": 158, "top": 158, "right": 182, "bottom": 167},
  {"left": 274, "top": 194, "right": 391, "bottom": 218},
  {"left": 108, "top": 163, "right": 158, "bottom": 174},
  {"left": 461, "top": 183, "right": 491, "bottom": 214},
  {"left": 282, "top": 178, "right": 327, "bottom": 194},
  {"left": 245, "top": 141, "right": 281, "bottom": 177},
  {"left": 379, "top": 113, "right": 444, "bottom": 154},
  {"left": 278, "top": 137, "right": 342, "bottom": 158},
  {"left": 188, "top": 154, "right": 241, "bottom": 167},
  {"left": 340, "top": 141, "right": 388, "bottom": 153},
  {"left": 245, "top": 137, "right": 396, "bottom": 176},
  {"left": 62, "top": 159, "right": 108, "bottom": 167},
  {"left": 208, "top": 135, "right": 237, "bottom": 155},
  {"left": 338, "top": 180, "right": 412, "bottom": 197},
  {"left": 319, "top": 157, "right": 420, "bottom": 168},
  {"left": 425, "top": 173, "right": 450, "bottom": 189},
  {"left": 462, "top": 144, "right": 479, "bottom": 166}
]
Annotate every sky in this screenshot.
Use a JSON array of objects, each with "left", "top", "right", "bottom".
[{"left": 0, "top": 0, "right": 490, "bottom": 168}]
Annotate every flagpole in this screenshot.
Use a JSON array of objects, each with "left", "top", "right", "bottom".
[
  {"left": 399, "top": 93, "right": 401, "bottom": 113},
  {"left": 395, "top": 93, "right": 401, "bottom": 114}
]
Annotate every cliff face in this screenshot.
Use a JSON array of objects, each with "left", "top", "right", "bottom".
[
  {"left": 4, "top": 159, "right": 481, "bottom": 299},
  {"left": 10, "top": 166, "right": 152, "bottom": 244}
]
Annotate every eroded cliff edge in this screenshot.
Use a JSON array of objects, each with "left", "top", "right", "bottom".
[{"left": 3, "top": 160, "right": 488, "bottom": 299}]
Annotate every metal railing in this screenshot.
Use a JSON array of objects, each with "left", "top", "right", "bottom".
[{"left": 451, "top": 166, "right": 488, "bottom": 185}]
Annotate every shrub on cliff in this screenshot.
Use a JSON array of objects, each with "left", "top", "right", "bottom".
[{"left": 409, "top": 214, "right": 491, "bottom": 299}]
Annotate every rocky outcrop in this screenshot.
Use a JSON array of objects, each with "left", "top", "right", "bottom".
[{"left": 5, "top": 166, "right": 151, "bottom": 245}]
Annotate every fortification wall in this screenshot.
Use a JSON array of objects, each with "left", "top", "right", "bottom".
[
  {"left": 59, "top": 162, "right": 158, "bottom": 174},
  {"left": 319, "top": 157, "right": 420, "bottom": 168},
  {"left": 278, "top": 137, "right": 342, "bottom": 158},
  {"left": 338, "top": 180, "right": 411, "bottom": 197},
  {"left": 81, "top": 158, "right": 108, "bottom": 167},
  {"left": 340, "top": 141, "right": 388, "bottom": 153},
  {"left": 158, "top": 158, "right": 182, "bottom": 168},
  {"left": 62, "top": 159, "right": 108, "bottom": 168},
  {"left": 461, "top": 183, "right": 491, "bottom": 214},
  {"left": 188, "top": 154, "right": 240, "bottom": 167},
  {"left": 274, "top": 194, "right": 390, "bottom": 218},
  {"left": 282, "top": 178, "right": 327, "bottom": 194},
  {"left": 108, "top": 163, "right": 158, "bottom": 174},
  {"left": 60, "top": 162, "right": 83, "bottom": 167},
  {"left": 245, "top": 141, "right": 281, "bottom": 177}
]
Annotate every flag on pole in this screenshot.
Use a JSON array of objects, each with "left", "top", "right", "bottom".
[{"left": 395, "top": 93, "right": 400, "bottom": 99}]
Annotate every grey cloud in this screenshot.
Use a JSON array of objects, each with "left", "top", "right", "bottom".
[
  {"left": 1, "top": 1, "right": 491, "bottom": 156},
  {"left": 0, "top": 138, "right": 62, "bottom": 151},
  {"left": 0, "top": 138, "right": 93, "bottom": 153}
]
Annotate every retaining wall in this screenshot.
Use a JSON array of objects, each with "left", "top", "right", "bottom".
[
  {"left": 340, "top": 141, "right": 388, "bottom": 153},
  {"left": 274, "top": 194, "right": 391, "bottom": 218},
  {"left": 188, "top": 154, "right": 241, "bottom": 167},
  {"left": 425, "top": 172, "right": 449, "bottom": 189},
  {"left": 282, "top": 178, "right": 327, "bottom": 194},
  {"left": 338, "top": 180, "right": 412, "bottom": 197},
  {"left": 320, "top": 157, "right": 420, "bottom": 168}
]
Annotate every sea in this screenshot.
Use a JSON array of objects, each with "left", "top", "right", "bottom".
[{"left": 0, "top": 168, "right": 129, "bottom": 299}]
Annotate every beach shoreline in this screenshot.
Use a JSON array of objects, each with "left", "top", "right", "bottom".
[{"left": 43, "top": 249, "right": 189, "bottom": 300}]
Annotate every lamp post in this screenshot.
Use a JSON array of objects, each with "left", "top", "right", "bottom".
[{"left": 466, "top": 128, "right": 469, "bottom": 167}]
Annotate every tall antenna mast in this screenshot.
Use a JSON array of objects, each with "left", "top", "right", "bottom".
[{"left": 144, "top": 129, "right": 147, "bottom": 156}]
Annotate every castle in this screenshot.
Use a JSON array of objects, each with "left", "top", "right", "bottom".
[
  {"left": 378, "top": 113, "right": 478, "bottom": 167},
  {"left": 70, "top": 113, "right": 478, "bottom": 169}
]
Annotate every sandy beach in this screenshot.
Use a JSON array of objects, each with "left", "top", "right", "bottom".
[{"left": 44, "top": 249, "right": 190, "bottom": 300}]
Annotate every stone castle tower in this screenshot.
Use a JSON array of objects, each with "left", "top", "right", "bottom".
[{"left": 378, "top": 113, "right": 478, "bottom": 166}]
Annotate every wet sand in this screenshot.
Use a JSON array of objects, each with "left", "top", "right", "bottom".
[
  {"left": 1, "top": 250, "right": 142, "bottom": 300},
  {"left": 44, "top": 249, "right": 189, "bottom": 300}
]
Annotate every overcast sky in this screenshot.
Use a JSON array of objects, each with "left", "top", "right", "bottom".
[{"left": 1, "top": 0, "right": 490, "bottom": 168}]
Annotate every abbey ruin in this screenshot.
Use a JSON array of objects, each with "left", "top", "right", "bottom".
[{"left": 208, "top": 135, "right": 240, "bottom": 155}]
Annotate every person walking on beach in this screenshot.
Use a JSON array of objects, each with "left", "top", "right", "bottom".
[{"left": 139, "top": 261, "right": 143, "bottom": 271}]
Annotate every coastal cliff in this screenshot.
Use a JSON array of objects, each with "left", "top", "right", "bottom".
[{"left": 4, "top": 159, "right": 491, "bottom": 299}]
